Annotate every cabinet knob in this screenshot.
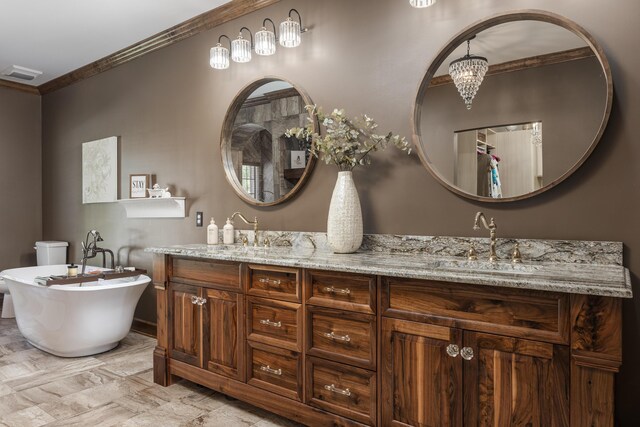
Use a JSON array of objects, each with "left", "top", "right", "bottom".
[
  {"left": 260, "top": 365, "right": 282, "bottom": 376},
  {"left": 197, "top": 297, "right": 207, "bottom": 306},
  {"left": 323, "top": 331, "right": 351, "bottom": 343},
  {"left": 190, "top": 295, "right": 199, "bottom": 305},
  {"left": 323, "top": 286, "right": 351, "bottom": 295},
  {"left": 461, "top": 346, "right": 474, "bottom": 360},
  {"left": 259, "top": 319, "right": 282, "bottom": 328},
  {"left": 324, "top": 384, "right": 351, "bottom": 397},
  {"left": 446, "top": 344, "right": 460, "bottom": 358}
]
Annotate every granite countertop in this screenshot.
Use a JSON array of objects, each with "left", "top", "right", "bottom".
[{"left": 146, "top": 234, "right": 633, "bottom": 298}]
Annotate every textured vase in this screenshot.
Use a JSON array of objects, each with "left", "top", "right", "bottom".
[{"left": 327, "top": 171, "right": 363, "bottom": 253}]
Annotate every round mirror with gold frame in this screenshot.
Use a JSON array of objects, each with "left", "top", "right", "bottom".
[
  {"left": 413, "top": 10, "right": 613, "bottom": 202},
  {"left": 221, "top": 77, "right": 317, "bottom": 206}
]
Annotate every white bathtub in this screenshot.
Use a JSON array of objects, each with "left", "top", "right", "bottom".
[{"left": 1, "top": 265, "right": 150, "bottom": 357}]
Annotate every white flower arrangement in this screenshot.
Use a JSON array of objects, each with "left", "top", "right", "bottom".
[{"left": 285, "top": 105, "right": 411, "bottom": 171}]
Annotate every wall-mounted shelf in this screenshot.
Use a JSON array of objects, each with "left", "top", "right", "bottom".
[{"left": 117, "top": 197, "right": 186, "bottom": 218}]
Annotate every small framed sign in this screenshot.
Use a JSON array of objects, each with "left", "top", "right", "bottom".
[
  {"left": 290, "top": 150, "right": 306, "bottom": 169},
  {"left": 129, "top": 174, "right": 150, "bottom": 199}
]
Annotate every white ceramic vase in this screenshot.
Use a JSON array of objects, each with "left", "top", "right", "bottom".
[{"left": 327, "top": 171, "right": 363, "bottom": 253}]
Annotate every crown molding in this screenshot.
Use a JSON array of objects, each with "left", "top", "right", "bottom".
[
  {"left": 0, "top": 78, "right": 41, "bottom": 95},
  {"left": 38, "top": 0, "right": 282, "bottom": 95}
]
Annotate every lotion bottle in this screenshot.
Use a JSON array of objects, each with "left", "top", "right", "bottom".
[
  {"left": 223, "top": 218, "right": 234, "bottom": 244},
  {"left": 207, "top": 218, "right": 219, "bottom": 245}
]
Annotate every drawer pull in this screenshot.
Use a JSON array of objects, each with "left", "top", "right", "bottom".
[
  {"left": 259, "top": 319, "right": 282, "bottom": 328},
  {"left": 323, "top": 286, "right": 351, "bottom": 295},
  {"left": 260, "top": 365, "right": 282, "bottom": 376},
  {"left": 324, "top": 331, "right": 351, "bottom": 343},
  {"left": 324, "top": 384, "right": 351, "bottom": 397},
  {"left": 259, "top": 278, "right": 281, "bottom": 286}
]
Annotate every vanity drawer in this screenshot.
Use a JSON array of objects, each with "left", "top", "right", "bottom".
[
  {"left": 305, "top": 270, "right": 376, "bottom": 314},
  {"left": 247, "top": 297, "right": 302, "bottom": 351},
  {"left": 382, "top": 277, "right": 570, "bottom": 344},
  {"left": 171, "top": 258, "right": 241, "bottom": 290},
  {"left": 246, "top": 265, "right": 300, "bottom": 303},
  {"left": 306, "top": 356, "right": 376, "bottom": 426},
  {"left": 247, "top": 341, "right": 302, "bottom": 402},
  {"left": 306, "top": 306, "right": 376, "bottom": 370}
]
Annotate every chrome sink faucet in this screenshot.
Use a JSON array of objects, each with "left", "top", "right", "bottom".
[
  {"left": 81, "top": 230, "right": 115, "bottom": 274},
  {"left": 230, "top": 212, "right": 259, "bottom": 247},
  {"left": 473, "top": 212, "right": 498, "bottom": 262}
]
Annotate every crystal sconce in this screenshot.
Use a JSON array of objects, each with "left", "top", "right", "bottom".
[
  {"left": 209, "top": 35, "right": 231, "bottom": 70},
  {"left": 210, "top": 9, "right": 307, "bottom": 70},
  {"left": 448, "top": 36, "right": 489, "bottom": 110},
  {"left": 410, "top": 0, "right": 437, "bottom": 7},
  {"left": 255, "top": 19, "right": 277, "bottom": 56},
  {"left": 231, "top": 27, "right": 253, "bottom": 63}
]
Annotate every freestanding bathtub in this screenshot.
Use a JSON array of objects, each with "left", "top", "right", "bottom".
[{"left": 1, "top": 265, "right": 150, "bottom": 357}]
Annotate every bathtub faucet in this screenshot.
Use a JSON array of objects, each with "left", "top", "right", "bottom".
[{"left": 81, "top": 230, "right": 115, "bottom": 274}]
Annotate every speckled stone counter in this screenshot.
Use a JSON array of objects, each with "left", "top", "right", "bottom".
[{"left": 146, "top": 232, "right": 632, "bottom": 298}]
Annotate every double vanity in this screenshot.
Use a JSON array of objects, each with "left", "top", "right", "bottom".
[{"left": 147, "top": 232, "right": 631, "bottom": 426}]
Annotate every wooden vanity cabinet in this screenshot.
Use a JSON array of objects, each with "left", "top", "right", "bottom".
[{"left": 154, "top": 255, "right": 622, "bottom": 427}]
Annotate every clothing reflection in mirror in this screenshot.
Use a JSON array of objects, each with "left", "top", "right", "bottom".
[{"left": 454, "top": 123, "right": 542, "bottom": 198}]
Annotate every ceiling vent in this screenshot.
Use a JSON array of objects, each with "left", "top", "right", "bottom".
[{"left": 1, "top": 65, "right": 43, "bottom": 81}]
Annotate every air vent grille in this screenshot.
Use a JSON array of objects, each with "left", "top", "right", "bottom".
[{"left": 1, "top": 65, "right": 43, "bottom": 81}]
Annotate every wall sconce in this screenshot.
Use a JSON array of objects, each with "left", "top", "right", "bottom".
[
  {"left": 231, "top": 27, "right": 253, "bottom": 63},
  {"left": 410, "top": 0, "right": 437, "bottom": 7},
  {"left": 210, "top": 35, "right": 231, "bottom": 69},
  {"left": 210, "top": 9, "right": 308, "bottom": 70},
  {"left": 255, "top": 19, "right": 277, "bottom": 56},
  {"left": 280, "top": 9, "right": 307, "bottom": 48}
]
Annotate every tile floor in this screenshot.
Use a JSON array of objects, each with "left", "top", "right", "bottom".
[{"left": 0, "top": 318, "right": 301, "bottom": 426}]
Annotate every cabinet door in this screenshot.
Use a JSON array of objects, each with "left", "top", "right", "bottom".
[
  {"left": 202, "top": 288, "right": 245, "bottom": 381},
  {"left": 169, "top": 283, "right": 201, "bottom": 367},
  {"left": 463, "top": 332, "right": 570, "bottom": 427},
  {"left": 381, "top": 318, "right": 463, "bottom": 427}
]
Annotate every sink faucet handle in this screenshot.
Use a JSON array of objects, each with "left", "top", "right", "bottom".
[
  {"left": 240, "top": 234, "right": 249, "bottom": 247},
  {"left": 467, "top": 242, "right": 478, "bottom": 261},
  {"left": 511, "top": 242, "right": 522, "bottom": 264}
]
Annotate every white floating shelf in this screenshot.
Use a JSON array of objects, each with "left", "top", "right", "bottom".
[{"left": 117, "top": 197, "right": 186, "bottom": 218}]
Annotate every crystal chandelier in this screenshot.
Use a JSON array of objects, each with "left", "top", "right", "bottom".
[
  {"left": 448, "top": 37, "right": 489, "bottom": 110},
  {"left": 410, "top": 0, "right": 437, "bottom": 7}
]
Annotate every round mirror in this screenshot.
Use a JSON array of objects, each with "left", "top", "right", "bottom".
[
  {"left": 413, "top": 11, "right": 612, "bottom": 202},
  {"left": 221, "top": 78, "right": 317, "bottom": 206}
]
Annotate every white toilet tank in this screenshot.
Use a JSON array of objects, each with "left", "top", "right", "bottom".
[{"left": 35, "top": 241, "right": 68, "bottom": 266}]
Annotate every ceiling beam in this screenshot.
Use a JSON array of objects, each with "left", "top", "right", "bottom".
[
  {"left": 37, "top": 0, "right": 282, "bottom": 95},
  {"left": 429, "top": 46, "right": 595, "bottom": 87}
]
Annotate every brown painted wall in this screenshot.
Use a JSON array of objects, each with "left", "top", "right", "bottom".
[
  {"left": 0, "top": 87, "right": 41, "bottom": 269},
  {"left": 40, "top": 0, "right": 640, "bottom": 423}
]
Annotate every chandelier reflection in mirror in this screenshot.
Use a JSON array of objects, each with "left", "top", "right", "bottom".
[
  {"left": 209, "top": 9, "right": 308, "bottom": 70},
  {"left": 448, "top": 37, "right": 489, "bottom": 110},
  {"left": 410, "top": 0, "right": 437, "bottom": 7}
]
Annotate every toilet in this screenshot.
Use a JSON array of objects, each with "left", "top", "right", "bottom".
[{"left": 0, "top": 241, "right": 68, "bottom": 318}]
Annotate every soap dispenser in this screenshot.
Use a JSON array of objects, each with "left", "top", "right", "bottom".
[
  {"left": 223, "top": 218, "right": 235, "bottom": 244},
  {"left": 207, "top": 218, "right": 219, "bottom": 245}
]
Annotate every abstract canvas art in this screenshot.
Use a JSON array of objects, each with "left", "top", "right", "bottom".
[{"left": 82, "top": 136, "right": 118, "bottom": 204}]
